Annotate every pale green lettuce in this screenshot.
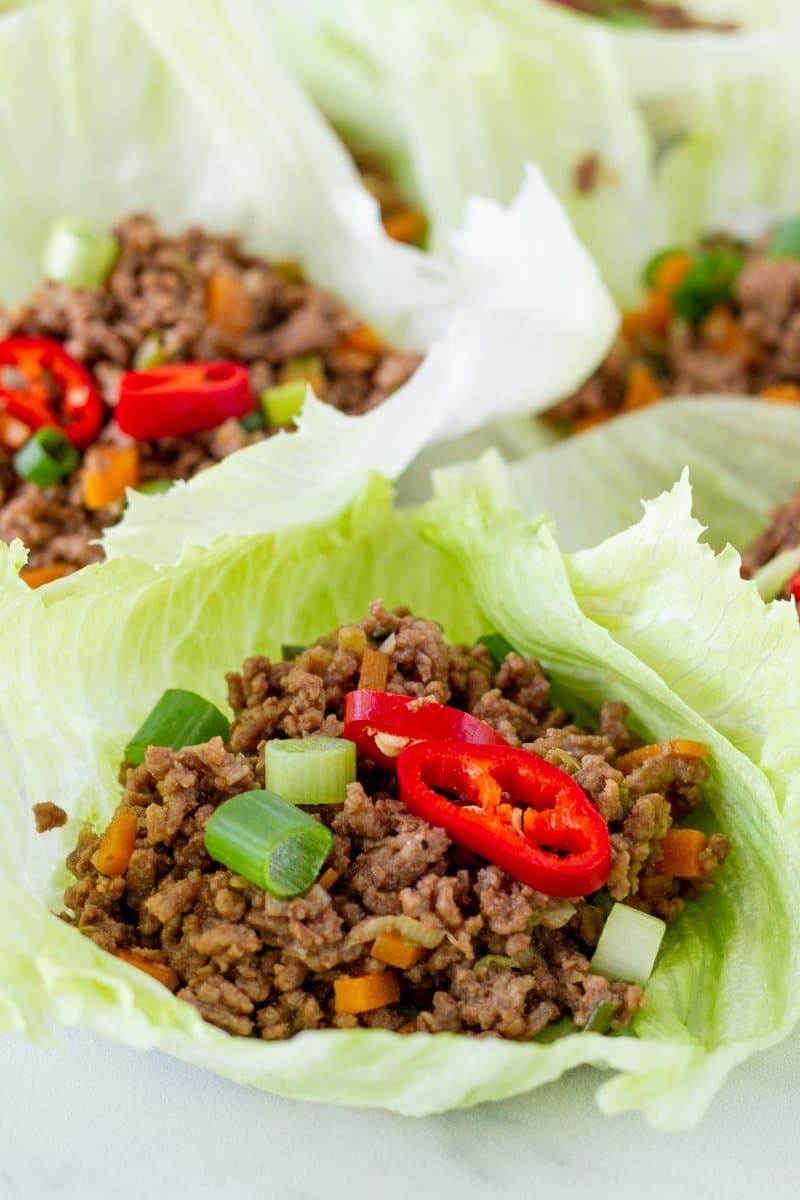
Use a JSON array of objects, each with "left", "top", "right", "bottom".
[
  {"left": 473, "top": 398, "right": 800, "bottom": 553},
  {"left": 1, "top": 470, "right": 799, "bottom": 1128},
  {"left": 275, "top": 0, "right": 800, "bottom": 300},
  {"left": 0, "top": 0, "right": 616, "bottom": 565}
]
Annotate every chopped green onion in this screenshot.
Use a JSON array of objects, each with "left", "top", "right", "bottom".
[
  {"left": 475, "top": 632, "right": 514, "bottom": 669},
  {"left": 281, "top": 643, "right": 307, "bottom": 661},
  {"left": 124, "top": 688, "right": 229, "bottom": 765},
  {"left": 240, "top": 410, "right": 266, "bottom": 432},
  {"left": 265, "top": 737, "right": 356, "bottom": 806},
  {"left": 767, "top": 218, "right": 800, "bottom": 261},
  {"left": 672, "top": 249, "right": 744, "bottom": 326},
  {"left": 204, "top": 788, "right": 333, "bottom": 897},
  {"left": 137, "top": 478, "right": 175, "bottom": 496},
  {"left": 12, "top": 426, "right": 78, "bottom": 486},
  {"left": 347, "top": 915, "right": 445, "bottom": 949},
  {"left": 281, "top": 353, "right": 324, "bottom": 381},
  {"left": 133, "top": 333, "right": 170, "bottom": 370},
  {"left": 261, "top": 381, "right": 307, "bottom": 428},
  {"left": 474, "top": 954, "right": 523, "bottom": 975},
  {"left": 582, "top": 998, "right": 621, "bottom": 1034},
  {"left": 590, "top": 902, "right": 666, "bottom": 987},
  {"left": 43, "top": 217, "right": 119, "bottom": 290}
]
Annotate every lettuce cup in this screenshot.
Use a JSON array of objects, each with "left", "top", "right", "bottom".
[
  {"left": 1, "top": 463, "right": 799, "bottom": 1129},
  {"left": 0, "top": 0, "right": 615, "bottom": 573},
  {"left": 273, "top": 0, "right": 800, "bottom": 302}
]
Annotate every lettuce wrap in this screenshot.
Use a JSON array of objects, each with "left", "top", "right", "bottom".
[
  {"left": 0, "top": 0, "right": 616, "bottom": 567},
  {"left": 1, "top": 463, "right": 799, "bottom": 1129},
  {"left": 273, "top": 0, "right": 800, "bottom": 301}
]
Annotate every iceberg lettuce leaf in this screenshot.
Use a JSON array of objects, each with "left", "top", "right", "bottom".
[{"left": 0, "top": 470, "right": 798, "bottom": 1128}]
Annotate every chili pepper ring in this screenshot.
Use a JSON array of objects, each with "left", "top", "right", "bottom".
[{"left": 397, "top": 740, "right": 611, "bottom": 897}]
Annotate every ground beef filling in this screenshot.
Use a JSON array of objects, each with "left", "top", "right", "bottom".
[
  {"left": 0, "top": 215, "right": 420, "bottom": 571},
  {"left": 547, "top": 0, "right": 736, "bottom": 29},
  {"left": 545, "top": 236, "right": 800, "bottom": 431},
  {"left": 57, "top": 603, "right": 728, "bottom": 1042},
  {"left": 741, "top": 484, "right": 800, "bottom": 606}
]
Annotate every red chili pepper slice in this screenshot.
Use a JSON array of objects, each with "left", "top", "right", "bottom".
[
  {"left": 397, "top": 740, "right": 611, "bottom": 897},
  {"left": 116, "top": 361, "right": 253, "bottom": 439},
  {"left": 0, "top": 337, "right": 103, "bottom": 449},
  {"left": 788, "top": 571, "right": 800, "bottom": 604},
  {"left": 343, "top": 689, "right": 506, "bottom": 769}
]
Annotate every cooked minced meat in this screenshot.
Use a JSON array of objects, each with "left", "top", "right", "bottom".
[
  {"left": 0, "top": 215, "right": 419, "bottom": 574},
  {"left": 741, "top": 484, "right": 800, "bottom": 607},
  {"left": 544, "top": 230, "right": 800, "bottom": 431},
  {"left": 547, "top": 0, "right": 736, "bottom": 29},
  {"left": 55, "top": 603, "right": 728, "bottom": 1043}
]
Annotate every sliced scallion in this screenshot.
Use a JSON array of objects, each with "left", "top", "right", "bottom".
[
  {"left": 590, "top": 902, "right": 666, "bottom": 988},
  {"left": 240, "top": 410, "right": 266, "bottom": 433},
  {"left": 582, "top": 998, "right": 621, "bottom": 1034},
  {"left": 281, "top": 643, "right": 307, "bottom": 661},
  {"left": 475, "top": 632, "right": 514, "bottom": 669},
  {"left": 43, "top": 218, "right": 119, "bottom": 290},
  {"left": 12, "top": 426, "right": 78, "bottom": 486},
  {"left": 137, "top": 478, "right": 175, "bottom": 496},
  {"left": 133, "top": 333, "right": 170, "bottom": 370},
  {"left": 261, "top": 381, "right": 307, "bottom": 428},
  {"left": 204, "top": 788, "right": 333, "bottom": 897},
  {"left": 265, "top": 737, "right": 356, "bottom": 806},
  {"left": 124, "top": 688, "right": 230, "bottom": 765}
]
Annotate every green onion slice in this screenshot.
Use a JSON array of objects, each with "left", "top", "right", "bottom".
[
  {"left": 582, "top": 998, "right": 621, "bottom": 1034},
  {"left": 347, "top": 915, "right": 445, "bottom": 950},
  {"left": 643, "top": 245, "right": 685, "bottom": 288},
  {"left": 475, "top": 632, "right": 514, "bottom": 669},
  {"left": 43, "top": 217, "right": 119, "bottom": 290},
  {"left": 261, "top": 381, "right": 307, "bottom": 428},
  {"left": 137, "top": 478, "right": 175, "bottom": 496},
  {"left": 265, "top": 737, "right": 356, "bottom": 807},
  {"left": 240, "top": 410, "right": 266, "bottom": 433},
  {"left": 672, "top": 249, "right": 744, "bottom": 326},
  {"left": 12, "top": 426, "right": 78, "bottom": 486},
  {"left": 204, "top": 789, "right": 333, "bottom": 897},
  {"left": 590, "top": 902, "right": 666, "bottom": 987},
  {"left": 281, "top": 643, "right": 307, "bottom": 661},
  {"left": 133, "top": 333, "right": 170, "bottom": 370},
  {"left": 124, "top": 688, "right": 230, "bottom": 765},
  {"left": 767, "top": 217, "right": 800, "bottom": 261}
]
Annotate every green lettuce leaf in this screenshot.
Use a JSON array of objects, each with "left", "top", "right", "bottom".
[
  {"left": 477, "top": 398, "right": 800, "bottom": 553},
  {"left": 0, "top": 0, "right": 616, "bottom": 565},
  {"left": 276, "top": 0, "right": 800, "bottom": 300},
  {"left": 1, "top": 471, "right": 798, "bottom": 1128}
]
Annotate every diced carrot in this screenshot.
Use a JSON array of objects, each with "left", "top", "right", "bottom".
[
  {"left": 206, "top": 272, "right": 253, "bottom": 338},
  {"left": 652, "top": 828, "right": 708, "bottom": 880},
  {"left": 83, "top": 445, "right": 140, "bottom": 510},
  {"left": 761, "top": 382, "right": 800, "bottom": 404},
  {"left": 116, "top": 949, "right": 178, "bottom": 990},
  {"left": 622, "top": 362, "right": 663, "bottom": 411},
  {"left": 0, "top": 411, "right": 32, "bottom": 452},
  {"left": 615, "top": 739, "right": 708, "bottom": 775},
  {"left": 383, "top": 208, "right": 428, "bottom": 245},
  {"left": 637, "top": 874, "right": 674, "bottom": 903},
  {"left": 93, "top": 806, "right": 138, "bottom": 877},
  {"left": 358, "top": 648, "right": 390, "bottom": 691},
  {"left": 371, "top": 931, "right": 426, "bottom": 970},
  {"left": 20, "top": 562, "right": 75, "bottom": 589},
  {"left": 573, "top": 411, "right": 611, "bottom": 434},
  {"left": 338, "top": 324, "right": 383, "bottom": 357},
  {"left": 319, "top": 867, "right": 340, "bottom": 891},
  {"left": 699, "top": 305, "right": 754, "bottom": 362},
  {"left": 334, "top": 970, "right": 401, "bottom": 1015},
  {"left": 621, "top": 291, "right": 672, "bottom": 340},
  {"left": 651, "top": 251, "right": 694, "bottom": 296}
]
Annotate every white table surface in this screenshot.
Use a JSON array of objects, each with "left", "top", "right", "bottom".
[{"left": 1, "top": 1022, "right": 798, "bottom": 1200}]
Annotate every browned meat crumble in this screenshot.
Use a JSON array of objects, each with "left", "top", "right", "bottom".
[
  {"left": 545, "top": 234, "right": 800, "bottom": 432},
  {"left": 0, "top": 215, "right": 419, "bottom": 572},
  {"left": 54, "top": 603, "right": 728, "bottom": 1042}
]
